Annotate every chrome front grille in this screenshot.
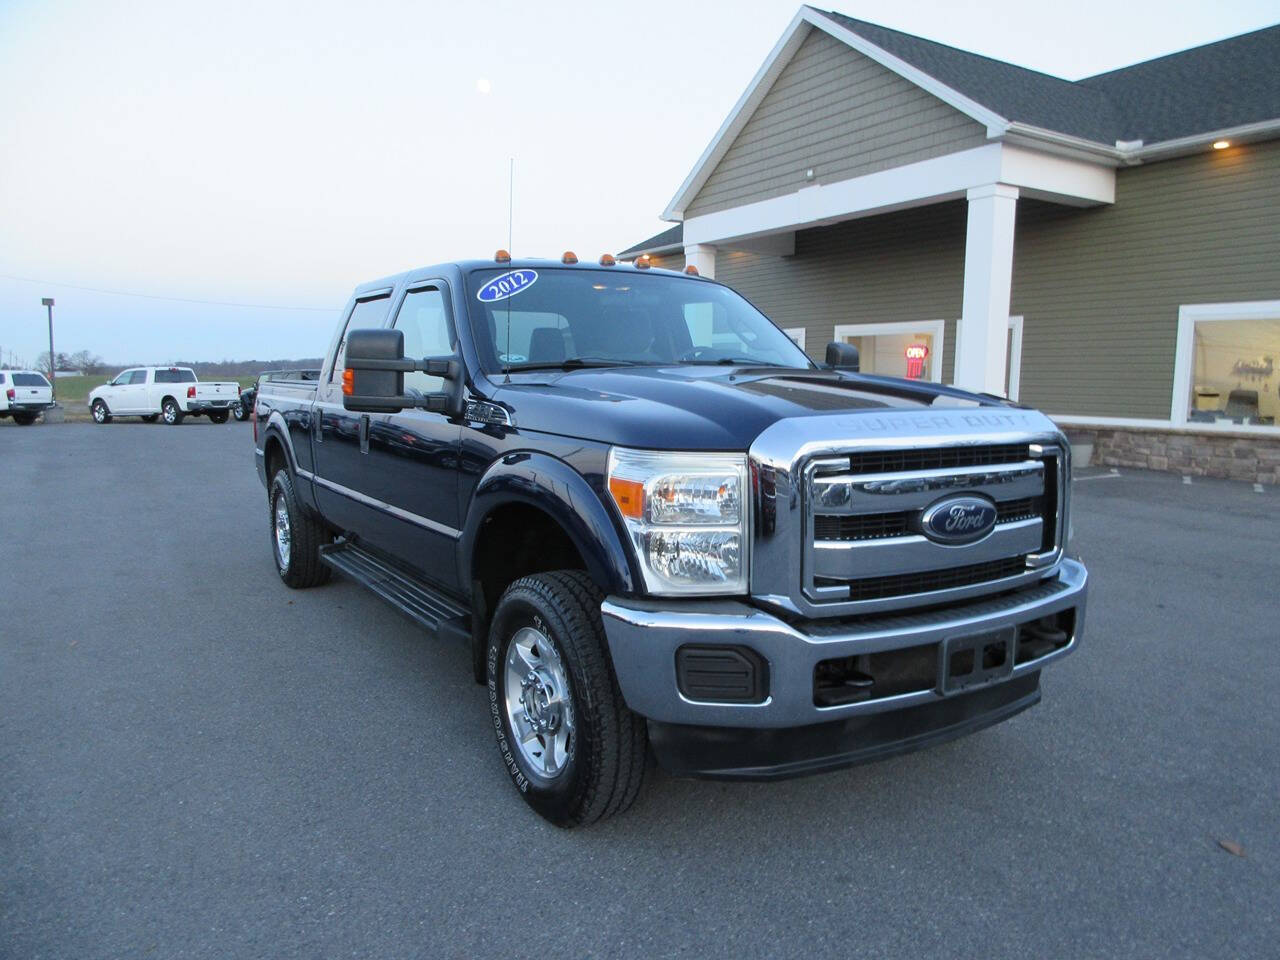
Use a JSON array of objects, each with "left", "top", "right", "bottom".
[
  {"left": 802, "top": 446, "right": 1065, "bottom": 611},
  {"left": 747, "top": 407, "right": 1071, "bottom": 619}
]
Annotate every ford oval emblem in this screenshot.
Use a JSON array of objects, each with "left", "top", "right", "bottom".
[
  {"left": 476, "top": 269, "right": 538, "bottom": 303},
  {"left": 920, "top": 495, "right": 998, "bottom": 545}
]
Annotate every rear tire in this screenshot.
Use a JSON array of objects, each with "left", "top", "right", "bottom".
[
  {"left": 487, "top": 570, "right": 647, "bottom": 827},
  {"left": 269, "top": 469, "right": 332, "bottom": 588},
  {"left": 209, "top": 410, "right": 229, "bottom": 424},
  {"left": 12, "top": 412, "right": 37, "bottom": 425},
  {"left": 161, "top": 398, "right": 184, "bottom": 425},
  {"left": 91, "top": 400, "right": 112, "bottom": 424}
]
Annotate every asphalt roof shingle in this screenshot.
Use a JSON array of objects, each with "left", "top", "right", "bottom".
[
  {"left": 822, "top": 9, "right": 1280, "bottom": 145},
  {"left": 618, "top": 223, "right": 683, "bottom": 258}
]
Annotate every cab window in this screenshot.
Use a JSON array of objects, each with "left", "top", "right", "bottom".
[
  {"left": 111, "top": 370, "right": 135, "bottom": 386},
  {"left": 331, "top": 295, "right": 392, "bottom": 381},
  {"left": 394, "top": 286, "right": 454, "bottom": 394},
  {"left": 129, "top": 370, "right": 150, "bottom": 385}
]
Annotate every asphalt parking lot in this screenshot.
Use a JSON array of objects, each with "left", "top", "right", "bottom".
[{"left": 2, "top": 421, "right": 1277, "bottom": 958}]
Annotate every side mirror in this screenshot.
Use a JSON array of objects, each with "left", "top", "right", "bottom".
[
  {"left": 342, "top": 328, "right": 464, "bottom": 416},
  {"left": 825, "top": 341, "right": 860, "bottom": 372}
]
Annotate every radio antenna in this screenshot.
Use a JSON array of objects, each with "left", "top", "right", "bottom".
[{"left": 504, "top": 156, "right": 514, "bottom": 383}]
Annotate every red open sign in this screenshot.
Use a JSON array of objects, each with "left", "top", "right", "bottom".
[{"left": 905, "top": 343, "right": 929, "bottom": 379}]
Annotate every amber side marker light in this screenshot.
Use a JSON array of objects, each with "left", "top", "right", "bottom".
[
  {"left": 1213, "top": 140, "right": 1231, "bottom": 150},
  {"left": 562, "top": 251, "right": 578, "bottom": 264},
  {"left": 342, "top": 368, "right": 354, "bottom": 396},
  {"left": 608, "top": 476, "right": 644, "bottom": 519},
  {"left": 599, "top": 253, "right": 616, "bottom": 266},
  {"left": 684, "top": 264, "right": 699, "bottom": 276},
  {"left": 494, "top": 248, "right": 511, "bottom": 263}
]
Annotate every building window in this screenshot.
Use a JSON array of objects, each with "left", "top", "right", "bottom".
[
  {"left": 832, "top": 320, "right": 945, "bottom": 383},
  {"left": 782, "top": 327, "right": 806, "bottom": 352},
  {"left": 1175, "top": 302, "right": 1280, "bottom": 430}
]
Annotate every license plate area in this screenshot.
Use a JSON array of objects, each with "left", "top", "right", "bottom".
[{"left": 938, "top": 626, "right": 1015, "bottom": 696}]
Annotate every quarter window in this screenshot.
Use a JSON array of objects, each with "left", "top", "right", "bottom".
[{"left": 394, "top": 287, "right": 454, "bottom": 394}]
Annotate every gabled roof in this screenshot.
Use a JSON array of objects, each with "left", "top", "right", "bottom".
[
  {"left": 824, "top": 10, "right": 1280, "bottom": 146},
  {"left": 618, "top": 223, "right": 683, "bottom": 259},
  {"left": 660, "top": 6, "right": 1280, "bottom": 220}
]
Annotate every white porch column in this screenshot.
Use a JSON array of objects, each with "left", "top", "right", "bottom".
[
  {"left": 955, "top": 184, "right": 1018, "bottom": 394},
  {"left": 683, "top": 243, "right": 716, "bottom": 279}
]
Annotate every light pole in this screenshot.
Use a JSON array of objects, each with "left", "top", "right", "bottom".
[{"left": 41, "top": 297, "right": 55, "bottom": 403}]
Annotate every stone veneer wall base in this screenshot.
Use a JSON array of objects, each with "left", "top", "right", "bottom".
[{"left": 1063, "top": 427, "right": 1279, "bottom": 485}]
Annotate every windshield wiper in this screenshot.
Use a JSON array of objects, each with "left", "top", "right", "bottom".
[
  {"left": 682, "top": 357, "right": 772, "bottom": 366},
  {"left": 509, "top": 357, "right": 643, "bottom": 372}
]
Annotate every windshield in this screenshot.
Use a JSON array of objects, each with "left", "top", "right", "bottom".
[{"left": 465, "top": 267, "right": 812, "bottom": 373}]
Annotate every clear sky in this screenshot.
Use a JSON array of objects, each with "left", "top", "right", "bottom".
[{"left": 1, "top": 0, "right": 1276, "bottom": 366}]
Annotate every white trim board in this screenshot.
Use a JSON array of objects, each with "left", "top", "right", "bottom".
[
  {"left": 782, "top": 326, "right": 806, "bottom": 351},
  {"left": 834, "top": 319, "right": 946, "bottom": 384},
  {"left": 1171, "top": 299, "right": 1280, "bottom": 429},
  {"left": 683, "top": 143, "right": 1113, "bottom": 248}
]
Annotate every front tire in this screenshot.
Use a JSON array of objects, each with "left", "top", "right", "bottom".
[
  {"left": 161, "top": 398, "right": 184, "bottom": 425},
  {"left": 487, "top": 571, "right": 647, "bottom": 827},
  {"left": 269, "top": 469, "right": 331, "bottom": 588},
  {"left": 232, "top": 402, "right": 248, "bottom": 421},
  {"left": 91, "top": 400, "right": 112, "bottom": 424}
]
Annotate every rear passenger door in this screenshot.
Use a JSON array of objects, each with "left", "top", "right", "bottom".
[{"left": 361, "top": 281, "right": 462, "bottom": 586}]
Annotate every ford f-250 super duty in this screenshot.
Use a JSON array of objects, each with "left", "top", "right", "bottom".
[{"left": 253, "top": 252, "right": 1087, "bottom": 827}]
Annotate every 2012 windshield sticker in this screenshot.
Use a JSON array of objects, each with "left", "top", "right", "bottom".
[{"left": 477, "top": 269, "right": 538, "bottom": 302}]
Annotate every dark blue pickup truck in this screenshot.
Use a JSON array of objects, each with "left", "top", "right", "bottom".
[{"left": 253, "top": 253, "right": 1087, "bottom": 826}]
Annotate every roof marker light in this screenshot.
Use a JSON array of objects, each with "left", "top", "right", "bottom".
[
  {"left": 1213, "top": 140, "right": 1230, "bottom": 150},
  {"left": 561, "top": 251, "right": 578, "bottom": 264},
  {"left": 494, "top": 249, "right": 511, "bottom": 263},
  {"left": 635, "top": 255, "right": 651, "bottom": 270},
  {"left": 599, "top": 253, "right": 616, "bottom": 266},
  {"left": 683, "top": 264, "right": 699, "bottom": 276}
]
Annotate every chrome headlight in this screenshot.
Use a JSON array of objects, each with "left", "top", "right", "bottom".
[{"left": 607, "top": 448, "right": 748, "bottom": 596}]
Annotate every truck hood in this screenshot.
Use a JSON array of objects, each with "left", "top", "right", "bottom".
[{"left": 492, "top": 365, "right": 1019, "bottom": 450}]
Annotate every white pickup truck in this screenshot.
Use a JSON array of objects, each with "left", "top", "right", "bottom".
[
  {"left": 88, "top": 367, "right": 241, "bottom": 425},
  {"left": 0, "top": 370, "right": 54, "bottom": 425}
]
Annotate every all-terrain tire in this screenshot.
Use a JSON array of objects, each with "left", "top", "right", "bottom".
[
  {"left": 269, "top": 469, "right": 332, "bottom": 589},
  {"left": 487, "top": 570, "right": 647, "bottom": 827},
  {"left": 91, "top": 400, "right": 112, "bottom": 424}
]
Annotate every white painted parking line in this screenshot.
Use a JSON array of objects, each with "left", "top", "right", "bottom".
[
  {"left": 1255, "top": 483, "right": 1265, "bottom": 493},
  {"left": 1183, "top": 476, "right": 1192, "bottom": 485},
  {"left": 1075, "top": 473, "right": 1123, "bottom": 482}
]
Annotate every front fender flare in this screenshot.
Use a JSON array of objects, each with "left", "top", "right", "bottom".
[{"left": 459, "top": 452, "right": 636, "bottom": 598}]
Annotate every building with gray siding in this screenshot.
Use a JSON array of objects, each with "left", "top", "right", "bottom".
[{"left": 621, "top": 7, "right": 1280, "bottom": 483}]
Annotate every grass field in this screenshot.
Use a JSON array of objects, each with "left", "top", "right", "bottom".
[{"left": 2, "top": 375, "right": 252, "bottom": 425}]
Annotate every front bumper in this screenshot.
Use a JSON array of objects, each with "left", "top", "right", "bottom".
[{"left": 601, "top": 558, "right": 1086, "bottom": 733}]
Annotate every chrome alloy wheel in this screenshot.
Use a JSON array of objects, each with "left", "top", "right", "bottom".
[
  {"left": 92, "top": 402, "right": 106, "bottom": 423},
  {"left": 273, "top": 493, "right": 292, "bottom": 571},
  {"left": 504, "top": 625, "right": 574, "bottom": 779},
  {"left": 163, "top": 402, "right": 177, "bottom": 424}
]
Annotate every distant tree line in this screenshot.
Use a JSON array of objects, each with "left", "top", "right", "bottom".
[{"left": 1, "top": 353, "right": 323, "bottom": 379}]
